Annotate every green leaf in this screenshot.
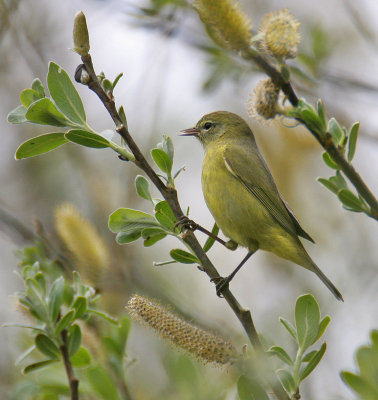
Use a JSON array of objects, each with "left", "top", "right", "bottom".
[
  {"left": 47, "top": 62, "right": 86, "bottom": 126},
  {"left": 151, "top": 148, "right": 172, "bottom": 174},
  {"left": 70, "top": 346, "right": 91, "bottom": 368},
  {"left": 65, "top": 129, "right": 110, "bottom": 148},
  {"left": 15, "top": 132, "right": 68, "bottom": 159},
  {"left": 203, "top": 223, "right": 219, "bottom": 252},
  {"left": 8, "top": 105, "right": 28, "bottom": 124},
  {"left": 338, "top": 189, "right": 366, "bottom": 212},
  {"left": 163, "top": 136, "right": 174, "bottom": 161},
  {"left": 302, "top": 350, "right": 317, "bottom": 362},
  {"left": 267, "top": 346, "right": 293, "bottom": 367},
  {"left": 322, "top": 152, "right": 339, "bottom": 170},
  {"left": 55, "top": 310, "right": 75, "bottom": 335},
  {"left": 315, "top": 316, "right": 331, "bottom": 341},
  {"left": 72, "top": 296, "right": 87, "bottom": 319},
  {"left": 32, "top": 78, "right": 45, "bottom": 98},
  {"left": 20, "top": 89, "right": 41, "bottom": 107},
  {"left": 170, "top": 249, "right": 200, "bottom": 264},
  {"left": 87, "top": 365, "right": 121, "bottom": 400},
  {"left": 348, "top": 122, "right": 359, "bottom": 162},
  {"left": 331, "top": 171, "right": 347, "bottom": 189},
  {"left": 341, "top": 372, "right": 378, "bottom": 400},
  {"left": 48, "top": 277, "right": 65, "bottom": 322},
  {"left": 141, "top": 227, "right": 167, "bottom": 247},
  {"left": 68, "top": 324, "right": 82, "bottom": 356},
  {"left": 316, "top": 99, "right": 326, "bottom": 131},
  {"left": 237, "top": 375, "right": 269, "bottom": 400},
  {"left": 35, "top": 334, "right": 60, "bottom": 359},
  {"left": 112, "top": 72, "right": 123, "bottom": 89},
  {"left": 317, "top": 178, "right": 339, "bottom": 194},
  {"left": 118, "top": 106, "right": 128, "bottom": 130},
  {"left": 23, "top": 359, "right": 59, "bottom": 374},
  {"left": 108, "top": 208, "right": 156, "bottom": 233},
  {"left": 135, "top": 175, "right": 152, "bottom": 202},
  {"left": 279, "top": 317, "right": 297, "bottom": 341},
  {"left": 300, "top": 108, "right": 324, "bottom": 136},
  {"left": 25, "top": 98, "right": 68, "bottom": 126},
  {"left": 295, "top": 294, "right": 320, "bottom": 350},
  {"left": 154, "top": 201, "right": 176, "bottom": 230},
  {"left": 277, "top": 369, "right": 296, "bottom": 396},
  {"left": 300, "top": 342, "right": 327, "bottom": 381},
  {"left": 328, "top": 118, "right": 344, "bottom": 145}
]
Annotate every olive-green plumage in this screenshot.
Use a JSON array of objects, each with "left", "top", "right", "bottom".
[{"left": 183, "top": 111, "right": 342, "bottom": 301}]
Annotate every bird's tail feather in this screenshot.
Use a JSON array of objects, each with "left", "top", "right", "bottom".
[{"left": 311, "top": 263, "right": 343, "bottom": 301}]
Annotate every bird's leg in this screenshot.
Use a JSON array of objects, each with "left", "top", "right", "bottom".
[
  {"left": 212, "top": 249, "right": 257, "bottom": 297},
  {"left": 174, "top": 216, "right": 235, "bottom": 250}
]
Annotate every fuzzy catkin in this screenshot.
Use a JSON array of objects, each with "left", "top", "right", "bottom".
[{"left": 127, "top": 294, "right": 236, "bottom": 365}]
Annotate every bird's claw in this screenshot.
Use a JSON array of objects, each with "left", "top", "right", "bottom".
[
  {"left": 174, "top": 216, "right": 198, "bottom": 232},
  {"left": 210, "top": 276, "right": 230, "bottom": 298}
]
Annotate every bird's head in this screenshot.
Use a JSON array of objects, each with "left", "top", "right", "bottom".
[{"left": 180, "top": 111, "right": 254, "bottom": 148}]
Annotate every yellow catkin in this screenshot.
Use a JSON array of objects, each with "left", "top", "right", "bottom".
[
  {"left": 247, "top": 78, "right": 280, "bottom": 121},
  {"left": 54, "top": 203, "right": 110, "bottom": 283},
  {"left": 127, "top": 294, "right": 236, "bottom": 365},
  {"left": 193, "top": 0, "right": 252, "bottom": 52},
  {"left": 258, "top": 8, "right": 301, "bottom": 59}
]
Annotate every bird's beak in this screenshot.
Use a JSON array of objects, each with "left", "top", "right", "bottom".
[{"left": 179, "top": 127, "right": 200, "bottom": 137}]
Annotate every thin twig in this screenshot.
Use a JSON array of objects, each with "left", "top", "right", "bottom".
[
  {"left": 80, "top": 54, "right": 289, "bottom": 400},
  {"left": 60, "top": 330, "right": 79, "bottom": 400}
]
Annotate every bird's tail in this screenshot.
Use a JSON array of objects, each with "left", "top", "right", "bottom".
[{"left": 310, "top": 262, "right": 343, "bottom": 301}]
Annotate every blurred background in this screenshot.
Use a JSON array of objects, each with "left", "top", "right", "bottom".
[{"left": 0, "top": 0, "right": 377, "bottom": 398}]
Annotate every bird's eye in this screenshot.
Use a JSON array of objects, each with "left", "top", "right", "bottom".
[{"left": 203, "top": 122, "right": 212, "bottom": 130}]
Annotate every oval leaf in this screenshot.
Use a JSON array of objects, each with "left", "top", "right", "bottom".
[
  {"left": 20, "top": 89, "right": 41, "bottom": 107},
  {"left": 70, "top": 346, "right": 91, "bottom": 368},
  {"left": 32, "top": 78, "right": 45, "bottom": 98},
  {"left": 47, "top": 62, "right": 86, "bottom": 126},
  {"left": 135, "top": 175, "right": 152, "bottom": 201},
  {"left": 35, "top": 334, "right": 60, "bottom": 359},
  {"left": 72, "top": 296, "right": 87, "bottom": 319},
  {"left": 267, "top": 346, "right": 293, "bottom": 366},
  {"left": 277, "top": 369, "right": 296, "bottom": 396},
  {"left": 23, "top": 359, "right": 59, "bottom": 374},
  {"left": 108, "top": 208, "right": 156, "bottom": 233},
  {"left": 48, "top": 277, "right": 65, "bottom": 322},
  {"left": 25, "top": 98, "right": 68, "bottom": 126},
  {"left": 55, "top": 310, "right": 75, "bottom": 335},
  {"left": 151, "top": 148, "right": 172, "bottom": 174},
  {"left": 143, "top": 232, "right": 167, "bottom": 247},
  {"left": 154, "top": 201, "right": 176, "bottom": 230},
  {"left": 65, "top": 129, "right": 110, "bottom": 148},
  {"left": 317, "top": 178, "right": 339, "bottom": 195},
  {"left": 337, "top": 189, "right": 365, "bottom": 212},
  {"left": 8, "top": 105, "right": 27, "bottom": 124},
  {"left": 170, "top": 249, "right": 199, "bottom": 264},
  {"left": 322, "top": 152, "right": 339, "bottom": 170},
  {"left": 347, "top": 122, "right": 359, "bottom": 162},
  {"left": 295, "top": 294, "right": 320, "bottom": 350},
  {"left": 68, "top": 324, "right": 82, "bottom": 356},
  {"left": 15, "top": 132, "right": 68, "bottom": 159},
  {"left": 328, "top": 118, "right": 344, "bottom": 145}
]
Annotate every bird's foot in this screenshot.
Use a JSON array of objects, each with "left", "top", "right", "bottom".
[
  {"left": 211, "top": 276, "right": 231, "bottom": 298},
  {"left": 174, "top": 216, "right": 198, "bottom": 233}
]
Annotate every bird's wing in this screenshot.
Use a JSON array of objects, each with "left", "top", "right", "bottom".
[{"left": 223, "top": 146, "right": 314, "bottom": 243}]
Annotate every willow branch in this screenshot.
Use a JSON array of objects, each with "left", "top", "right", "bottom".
[
  {"left": 60, "top": 330, "right": 79, "bottom": 400},
  {"left": 80, "top": 54, "right": 289, "bottom": 400},
  {"left": 242, "top": 48, "right": 378, "bottom": 220}
]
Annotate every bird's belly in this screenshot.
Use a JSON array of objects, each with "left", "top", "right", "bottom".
[{"left": 202, "top": 162, "right": 272, "bottom": 249}]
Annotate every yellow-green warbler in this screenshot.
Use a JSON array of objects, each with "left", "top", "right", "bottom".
[{"left": 181, "top": 111, "right": 343, "bottom": 301}]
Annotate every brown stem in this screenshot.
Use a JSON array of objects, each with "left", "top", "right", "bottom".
[
  {"left": 243, "top": 49, "right": 378, "bottom": 220},
  {"left": 80, "top": 54, "right": 288, "bottom": 400},
  {"left": 60, "top": 330, "right": 79, "bottom": 400}
]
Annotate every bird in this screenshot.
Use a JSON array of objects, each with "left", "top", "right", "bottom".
[{"left": 180, "top": 111, "right": 343, "bottom": 301}]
